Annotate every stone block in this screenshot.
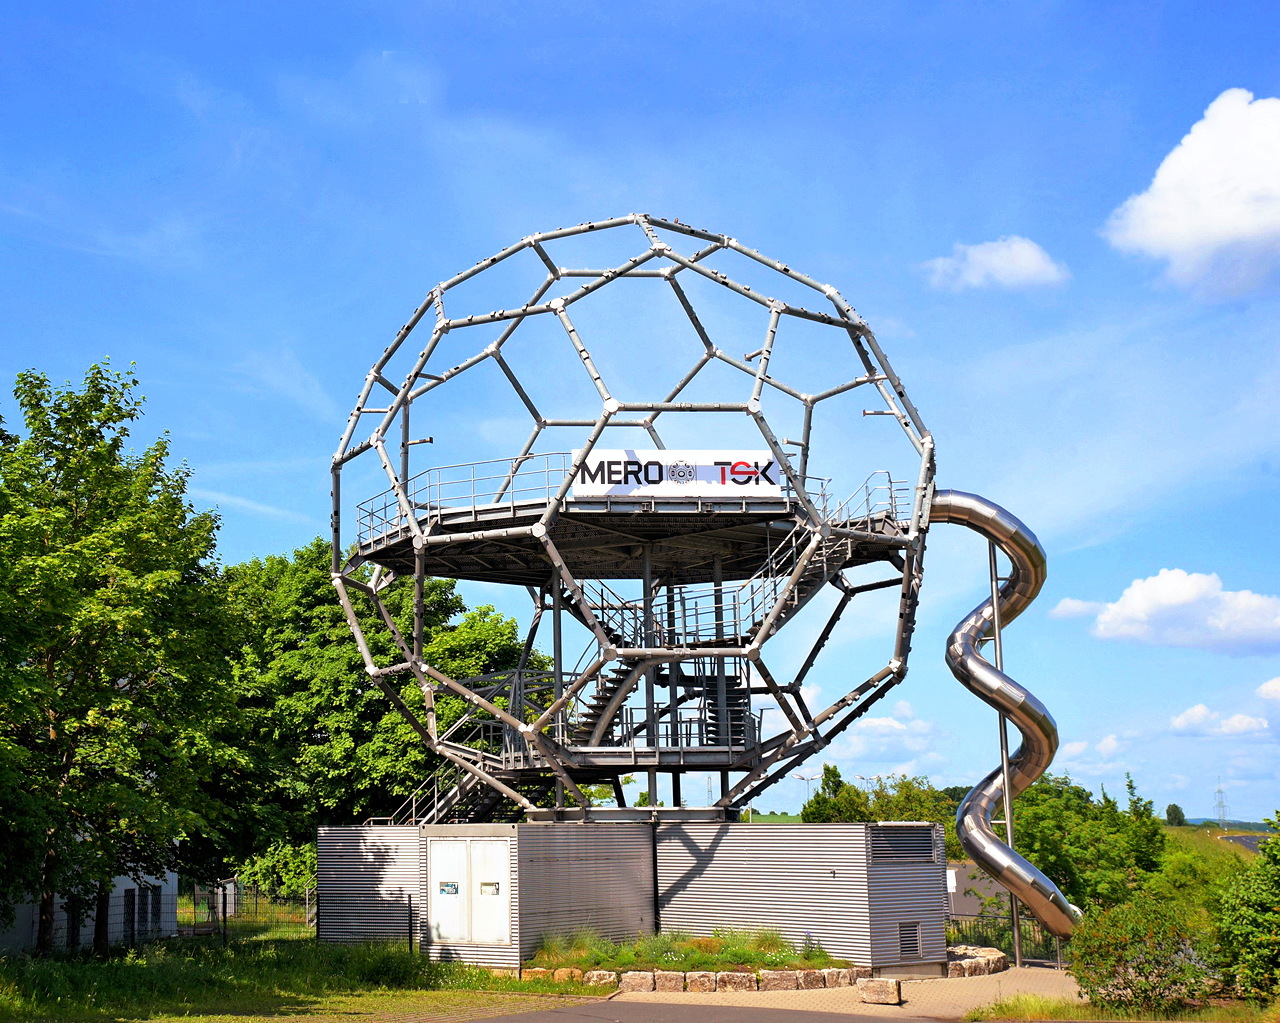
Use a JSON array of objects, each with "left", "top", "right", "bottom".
[
  {"left": 822, "top": 968, "right": 851, "bottom": 987},
  {"left": 583, "top": 970, "right": 618, "bottom": 987},
  {"left": 948, "top": 961, "right": 965, "bottom": 978},
  {"left": 553, "top": 967, "right": 583, "bottom": 983},
  {"left": 849, "top": 965, "right": 872, "bottom": 980},
  {"left": 686, "top": 970, "right": 716, "bottom": 992},
  {"left": 758, "top": 970, "right": 798, "bottom": 990},
  {"left": 797, "top": 969, "right": 826, "bottom": 989},
  {"left": 717, "top": 971, "right": 757, "bottom": 991},
  {"left": 521, "top": 968, "right": 551, "bottom": 981},
  {"left": 618, "top": 971, "right": 655, "bottom": 992},
  {"left": 654, "top": 970, "right": 685, "bottom": 991},
  {"left": 856, "top": 977, "right": 902, "bottom": 1005}
]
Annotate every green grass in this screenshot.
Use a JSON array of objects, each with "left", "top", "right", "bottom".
[
  {"left": 527, "top": 926, "right": 842, "bottom": 972},
  {"left": 965, "top": 993, "right": 1280, "bottom": 1022},
  {"left": 0, "top": 933, "right": 605, "bottom": 1022},
  {"left": 1165, "top": 825, "right": 1259, "bottom": 867}
]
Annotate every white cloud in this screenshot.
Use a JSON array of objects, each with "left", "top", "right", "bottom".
[
  {"left": 1257, "top": 677, "right": 1280, "bottom": 700},
  {"left": 1060, "top": 740, "right": 1089, "bottom": 758},
  {"left": 1217, "top": 713, "right": 1269, "bottom": 735},
  {"left": 1171, "top": 704, "right": 1216, "bottom": 731},
  {"left": 1063, "top": 568, "right": 1280, "bottom": 652},
  {"left": 923, "top": 235, "right": 1070, "bottom": 290},
  {"left": 828, "top": 706, "right": 937, "bottom": 761},
  {"left": 1095, "top": 734, "right": 1122, "bottom": 756},
  {"left": 188, "top": 488, "right": 318, "bottom": 525},
  {"left": 1170, "top": 703, "right": 1269, "bottom": 736},
  {"left": 1050, "top": 598, "right": 1105, "bottom": 619},
  {"left": 1104, "top": 88, "right": 1280, "bottom": 294},
  {"left": 233, "top": 345, "right": 343, "bottom": 423}
]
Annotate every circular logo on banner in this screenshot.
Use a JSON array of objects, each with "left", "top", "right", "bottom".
[{"left": 667, "top": 460, "right": 697, "bottom": 485}]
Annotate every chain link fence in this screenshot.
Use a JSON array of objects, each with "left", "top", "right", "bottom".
[{"left": 4, "top": 882, "right": 316, "bottom": 953}]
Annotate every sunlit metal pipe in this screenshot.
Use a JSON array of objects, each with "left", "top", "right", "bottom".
[{"left": 931, "top": 488, "right": 1082, "bottom": 938}]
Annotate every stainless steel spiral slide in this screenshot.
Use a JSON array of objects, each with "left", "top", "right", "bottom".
[{"left": 931, "top": 489, "right": 1082, "bottom": 938}]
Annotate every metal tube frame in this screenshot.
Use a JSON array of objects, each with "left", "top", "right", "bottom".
[{"left": 324, "top": 215, "right": 1069, "bottom": 926}]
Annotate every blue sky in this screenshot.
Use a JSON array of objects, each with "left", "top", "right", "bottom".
[{"left": 3, "top": 2, "right": 1279, "bottom": 820}]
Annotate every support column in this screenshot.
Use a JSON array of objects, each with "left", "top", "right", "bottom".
[
  {"left": 990, "top": 540, "right": 1023, "bottom": 969},
  {"left": 713, "top": 555, "right": 727, "bottom": 744},
  {"left": 553, "top": 581, "right": 564, "bottom": 743},
  {"left": 643, "top": 546, "right": 657, "bottom": 748}
]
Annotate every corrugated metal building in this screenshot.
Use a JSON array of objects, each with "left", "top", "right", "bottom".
[
  {"left": 317, "top": 821, "right": 946, "bottom": 975},
  {"left": 418, "top": 823, "right": 654, "bottom": 968},
  {"left": 316, "top": 825, "right": 419, "bottom": 944},
  {"left": 657, "top": 822, "right": 946, "bottom": 973}
]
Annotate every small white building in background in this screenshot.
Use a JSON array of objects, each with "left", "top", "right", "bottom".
[{"left": 0, "top": 872, "right": 179, "bottom": 953}]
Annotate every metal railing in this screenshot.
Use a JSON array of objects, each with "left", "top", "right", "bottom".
[
  {"left": 577, "top": 516, "right": 870, "bottom": 648},
  {"left": 356, "top": 451, "right": 910, "bottom": 547},
  {"left": 612, "top": 703, "right": 763, "bottom": 749},
  {"left": 947, "top": 912, "right": 1064, "bottom": 965}
]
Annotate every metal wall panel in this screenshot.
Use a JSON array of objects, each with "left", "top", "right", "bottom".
[
  {"left": 657, "top": 823, "right": 874, "bottom": 964},
  {"left": 317, "top": 826, "right": 419, "bottom": 944},
  {"left": 419, "top": 824, "right": 522, "bottom": 969},
  {"left": 657, "top": 823, "right": 947, "bottom": 969},
  {"left": 866, "top": 824, "right": 948, "bottom": 968},
  {"left": 516, "top": 823, "right": 654, "bottom": 961}
]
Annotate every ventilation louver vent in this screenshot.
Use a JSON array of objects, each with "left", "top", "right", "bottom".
[
  {"left": 898, "top": 921, "right": 922, "bottom": 960},
  {"left": 870, "top": 827, "right": 935, "bottom": 862}
]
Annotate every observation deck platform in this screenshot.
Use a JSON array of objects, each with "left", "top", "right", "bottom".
[{"left": 355, "top": 453, "right": 913, "bottom": 585}]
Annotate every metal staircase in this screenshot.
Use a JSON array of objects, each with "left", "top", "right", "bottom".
[{"left": 370, "top": 758, "right": 556, "bottom": 826}]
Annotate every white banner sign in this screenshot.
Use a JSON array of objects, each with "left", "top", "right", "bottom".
[{"left": 570, "top": 449, "right": 783, "bottom": 499}]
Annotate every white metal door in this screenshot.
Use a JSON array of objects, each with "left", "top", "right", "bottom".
[
  {"left": 427, "top": 840, "right": 468, "bottom": 943},
  {"left": 468, "top": 839, "right": 511, "bottom": 944}
]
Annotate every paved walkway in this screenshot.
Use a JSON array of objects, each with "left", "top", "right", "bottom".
[
  {"left": 610, "top": 966, "right": 1080, "bottom": 1019},
  {"left": 495, "top": 1004, "right": 938, "bottom": 1022}
]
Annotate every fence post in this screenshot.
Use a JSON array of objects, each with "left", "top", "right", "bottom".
[
  {"left": 407, "top": 893, "right": 413, "bottom": 953},
  {"left": 221, "top": 886, "right": 228, "bottom": 947}
]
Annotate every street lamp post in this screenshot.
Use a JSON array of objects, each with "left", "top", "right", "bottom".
[{"left": 791, "top": 772, "right": 820, "bottom": 803}]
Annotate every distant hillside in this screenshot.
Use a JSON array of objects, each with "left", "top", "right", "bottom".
[{"left": 1186, "top": 818, "right": 1275, "bottom": 833}]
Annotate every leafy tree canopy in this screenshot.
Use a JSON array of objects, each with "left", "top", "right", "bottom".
[
  {"left": 0, "top": 364, "right": 244, "bottom": 951},
  {"left": 219, "top": 537, "right": 540, "bottom": 856},
  {"left": 799, "top": 765, "right": 961, "bottom": 858},
  {"left": 1217, "top": 810, "right": 1280, "bottom": 1002},
  {"left": 1011, "top": 773, "right": 1165, "bottom": 909}
]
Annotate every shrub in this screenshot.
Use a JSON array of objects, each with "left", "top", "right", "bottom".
[
  {"left": 1217, "top": 813, "right": 1280, "bottom": 1003},
  {"left": 1067, "top": 893, "right": 1214, "bottom": 1012}
]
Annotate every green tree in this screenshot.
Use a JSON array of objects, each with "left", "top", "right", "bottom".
[
  {"left": 800, "top": 764, "right": 871, "bottom": 823},
  {"left": 220, "top": 538, "right": 539, "bottom": 853},
  {"left": 0, "top": 365, "right": 244, "bottom": 953},
  {"left": 797, "top": 767, "right": 960, "bottom": 856},
  {"left": 1165, "top": 803, "right": 1187, "bottom": 827},
  {"left": 1217, "top": 811, "right": 1280, "bottom": 1002},
  {"left": 235, "top": 841, "right": 318, "bottom": 898},
  {"left": 1013, "top": 773, "right": 1166, "bottom": 909}
]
